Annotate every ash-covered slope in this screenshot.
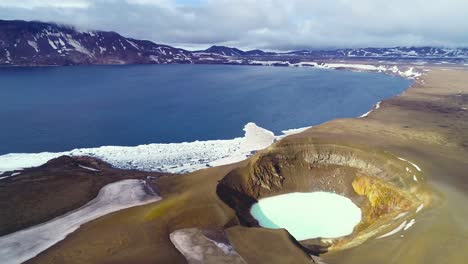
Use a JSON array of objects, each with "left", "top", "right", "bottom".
[{"left": 0, "top": 20, "right": 193, "bottom": 66}]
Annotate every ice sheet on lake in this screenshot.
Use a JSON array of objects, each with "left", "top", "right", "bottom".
[{"left": 0, "top": 123, "right": 305, "bottom": 175}]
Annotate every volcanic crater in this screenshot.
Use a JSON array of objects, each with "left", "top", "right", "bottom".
[{"left": 216, "top": 140, "right": 430, "bottom": 254}]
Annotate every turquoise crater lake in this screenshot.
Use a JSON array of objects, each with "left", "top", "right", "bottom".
[
  {"left": 0, "top": 64, "right": 411, "bottom": 154},
  {"left": 250, "top": 192, "right": 362, "bottom": 241}
]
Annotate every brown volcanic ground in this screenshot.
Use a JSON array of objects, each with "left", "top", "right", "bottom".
[
  {"left": 5, "top": 68, "right": 468, "bottom": 264},
  {"left": 0, "top": 156, "right": 169, "bottom": 236}
]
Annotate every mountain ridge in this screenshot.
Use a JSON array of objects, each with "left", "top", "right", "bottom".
[{"left": 1, "top": 19, "right": 467, "bottom": 66}]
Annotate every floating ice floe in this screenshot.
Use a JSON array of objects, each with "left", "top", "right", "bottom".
[
  {"left": 0, "top": 123, "right": 306, "bottom": 176},
  {"left": 0, "top": 179, "right": 160, "bottom": 264}
]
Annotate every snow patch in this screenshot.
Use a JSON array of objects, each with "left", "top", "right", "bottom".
[
  {"left": 360, "top": 101, "right": 382, "bottom": 118},
  {"left": 169, "top": 231, "right": 204, "bottom": 262},
  {"left": 65, "top": 36, "right": 93, "bottom": 57},
  {"left": 149, "top": 55, "right": 159, "bottom": 63},
  {"left": 0, "top": 172, "right": 21, "bottom": 181},
  {"left": 27, "top": 40, "right": 39, "bottom": 52},
  {"left": 5, "top": 50, "right": 11, "bottom": 62},
  {"left": 205, "top": 237, "right": 237, "bottom": 256},
  {"left": 404, "top": 219, "right": 416, "bottom": 231},
  {"left": 393, "top": 212, "right": 408, "bottom": 220},
  {"left": 47, "top": 38, "right": 57, "bottom": 50},
  {"left": 401, "top": 67, "right": 422, "bottom": 78},
  {"left": 278, "top": 126, "right": 311, "bottom": 139},
  {"left": 0, "top": 179, "right": 160, "bottom": 264},
  {"left": 58, "top": 38, "right": 66, "bottom": 47},
  {"left": 397, "top": 157, "right": 422, "bottom": 171},
  {"left": 416, "top": 204, "right": 424, "bottom": 213},
  {"left": 359, "top": 109, "right": 372, "bottom": 118},
  {"left": 377, "top": 221, "right": 407, "bottom": 239},
  {"left": 375, "top": 101, "right": 381, "bottom": 109},
  {"left": 126, "top": 40, "right": 140, "bottom": 50},
  {"left": 78, "top": 165, "right": 100, "bottom": 172}
]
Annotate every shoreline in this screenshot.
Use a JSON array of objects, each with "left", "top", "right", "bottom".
[{"left": 0, "top": 62, "right": 416, "bottom": 177}]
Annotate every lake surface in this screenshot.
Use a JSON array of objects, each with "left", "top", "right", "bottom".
[
  {"left": 250, "top": 192, "right": 362, "bottom": 241},
  {"left": 0, "top": 64, "right": 411, "bottom": 154}
]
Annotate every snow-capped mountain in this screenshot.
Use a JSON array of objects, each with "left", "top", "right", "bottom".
[
  {"left": 196, "top": 45, "right": 468, "bottom": 59},
  {"left": 0, "top": 20, "right": 193, "bottom": 66},
  {"left": 195, "top": 45, "right": 275, "bottom": 57},
  {"left": 1, "top": 20, "right": 467, "bottom": 66},
  {"left": 197, "top": 45, "right": 245, "bottom": 56},
  {"left": 286, "top": 47, "right": 468, "bottom": 58}
]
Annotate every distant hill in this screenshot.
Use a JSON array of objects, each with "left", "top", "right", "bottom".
[
  {"left": 286, "top": 47, "right": 468, "bottom": 59},
  {"left": 195, "top": 45, "right": 275, "bottom": 56},
  {"left": 1, "top": 19, "right": 467, "bottom": 66}
]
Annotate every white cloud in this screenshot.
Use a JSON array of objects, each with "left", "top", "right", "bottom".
[
  {"left": 126, "top": 0, "right": 172, "bottom": 4},
  {"left": 0, "top": 0, "right": 91, "bottom": 9},
  {"left": 0, "top": 0, "right": 467, "bottom": 50}
]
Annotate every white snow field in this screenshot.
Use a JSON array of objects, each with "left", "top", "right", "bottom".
[
  {"left": 0, "top": 123, "right": 305, "bottom": 175},
  {"left": 250, "top": 192, "right": 362, "bottom": 241},
  {"left": 0, "top": 179, "right": 160, "bottom": 264}
]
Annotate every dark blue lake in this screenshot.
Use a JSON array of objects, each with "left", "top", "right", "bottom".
[{"left": 0, "top": 64, "right": 411, "bottom": 154}]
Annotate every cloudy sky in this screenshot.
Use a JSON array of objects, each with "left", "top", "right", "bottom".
[{"left": 0, "top": 0, "right": 467, "bottom": 51}]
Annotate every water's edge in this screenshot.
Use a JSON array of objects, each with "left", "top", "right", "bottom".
[{"left": 0, "top": 65, "right": 416, "bottom": 176}]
